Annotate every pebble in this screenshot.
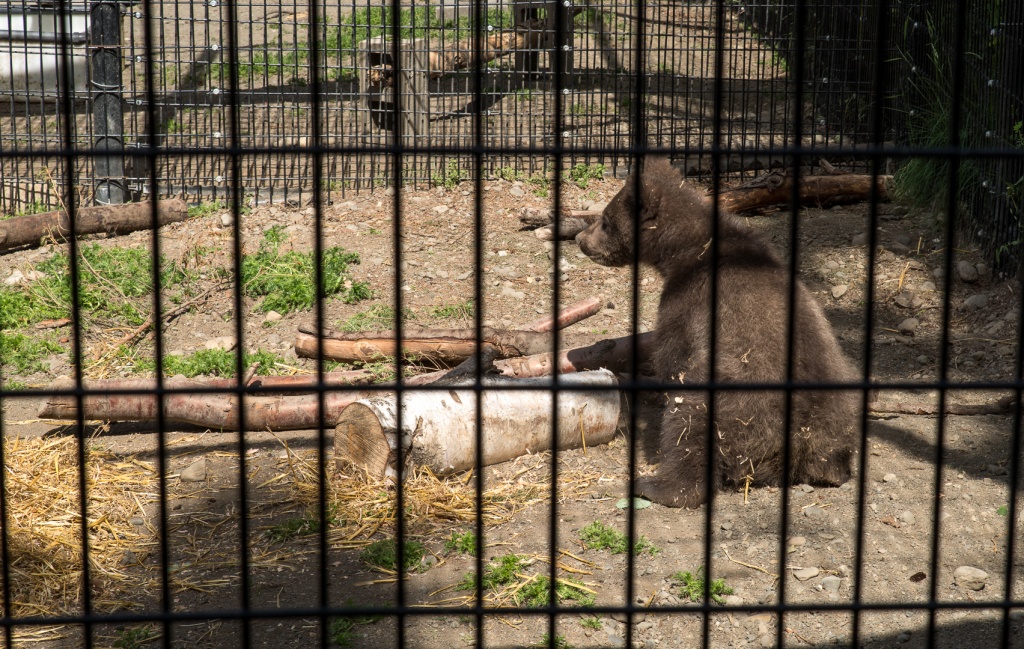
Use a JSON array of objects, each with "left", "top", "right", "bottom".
[
  {"left": 953, "top": 566, "right": 988, "bottom": 591},
  {"left": 421, "top": 555, "right": 438, "bottom": 568},
  {"left": 509, "top": 186, "right": 526, "bottom": 197},
  {"left": 457, "top": 270, "right": 473, "bottom": 280},
  {"left": 788, "top": 536, "right": 807, "bottom": 547},
  {"left": 759, "top": 635, "right": 774, "bottom": 648},
  {"left": 976, "top": 262, "right": 988, "bottom": 276},
  {"left": 264, "top": 310, "right": 282, "bottom": 323},
  {"left": 883, "top": 472, "right": 897, "bottom": 482},
  {"left": 921, "top": 281, "right": 937, "bottom": 291},
  {"left": 793, "top": 566, "right": 819, "bottom": 581},
  {"left": 898, "top": 631, "right": 912, "bottom": 643},
  {"left": 724, "top": 595, "right": 743, "bottom": 606},
  {"left": 180, "top": 458, "right": 208, "bottom": 482},
  {"left": 501, "top": 285, "right": 526, "bottom": 300},
  {"left": 897, "top": 318, "right": 919, "bottom": 335},
  {"left": 433, "top": 205, "right": 449, "bottom": 214},
  {"left": 831, "top": 284, "right": 848, "bottom": 299},
  {"left": 894, "top": 234, "right": 912, "bottom": 246},
  {"left": 822, "top": 575, "right": 842, "bottom": 593},
  {"left": 899, "top": 510, "right": 916, "bottom": 525},
  {"left": 804, "top": 506, "right": 826, "bottom": 518},
  {"left": 916, "top": 355, "right": 930, "bottom": 364},
  {"left": 606, "top": 632, "right": 626, "bottom": 647},
  {"left": 933, "top": 266, "right": 945, "bottom": 278},
  {"left": 825, "top": 260, "right": 840, "bottom": 270},
  {"left": 851, "top": 233, "right": 868, "bottom": 246},
  {"left": 957, "top": 260, "right": 979, "bottom": 283},
  {"left": 962, "top": 294, "right": 989, "bottom": 310},
  {"left": 219, "top": 213, "right": 233, "bottom": 227},
  {"left": 204, "top": 335, "right": 237, "bottom": 351},
  {"left": 636, "top": 621, "right": 654, "bottom": 632},
  {"left": 894, "top": 292, "right": 923, "bottom": 309},
  {"left": 267, "top": 333, "right": 281, "bottom": 347},
  {"left": 643, "top": 639, "right": 657, "bottom": 649}
]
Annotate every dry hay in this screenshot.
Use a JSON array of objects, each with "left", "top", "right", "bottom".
[
  {"left": 1, "top": 435, "right": 158, "bottom": 633},
  {"left": 270, "top": 440, "right": 602, "bottom": 548}
]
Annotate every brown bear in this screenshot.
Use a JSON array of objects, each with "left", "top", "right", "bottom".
[{"left": 576, "top": 157, "right": 860, "bottom": 508}]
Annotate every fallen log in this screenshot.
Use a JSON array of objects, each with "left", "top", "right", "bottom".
[
  {"left": 0, "top": 199, "right": 189, "bottom": 253},
  {"left": 335, "top": 369, "right": 622, "bottom": 478},
  {"left": 715, "top": 172, "right": 893, "bottom": 213},
  {"left": 868, "top": 394, "right": 1015, "bottom": 417},
  {"left": 294, "top": 326, "right": 556, "bottom": 364},
  {"left": 520, "top": 296, "right": 603, "bottom": 333},
  {"left": 495, "top": 331, "right": 656, "bottom": 377},
  {"left": 37, "top": 377, "right": 378, "bottom": 430}
]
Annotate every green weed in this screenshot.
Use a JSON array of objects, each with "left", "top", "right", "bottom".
[
  {"left": 457, "top": 553, "right": 525, "bottom": 591},
  {"left": 534, "top": 634, "right": 573, "bottom": 649},
  {"left": 567, "top": 163, "right": 606, "bottom": 189},
  {"left": 518, "top": 575, "right": 595, "bottom": 607},
  {"left": 267, "top": 505, "right": 339, "bottom": 542},
  {"left": 187, "top": 200, "right": 227, "bottom": 218},
  {"left": 673, "top": 567, "right": 733, "bottom": 605},
  {"left": 361, "top": 538, "right": 427, "bottom": 572},
  {"left": 579, "top": 520, "right": 659, "bottom": 556},
  {"left": 1, "top": 199, "right": 50, "bottom": 219},
  {"left": 241, "top": 229, "right": 370, "bottom": 314},
  {"left": 329, "top": 599, "right": 383, "bottom": 647},
  {"left": 431, "top": 300, "right": 473, "bottom": 320},
  {"left": 142, "top": 348, "right": 285, "bottom": 377},
  {"left": 432, "top": 159, "right": 468, "bottom": 190},
  {"left": 113, "top": 625, "right": 159, "bottom": 649},
  {"left": 338, "top": 304, "right": 410, "bottom": 332},
  {"left": 581, "top": 616, "right": 602, "bottom": 630},
  {"left": 0, "top": 331, "right": 62, "bottom": 374},
  {"left": 444, "top": 530, "right": 477, "bottom": 555}
]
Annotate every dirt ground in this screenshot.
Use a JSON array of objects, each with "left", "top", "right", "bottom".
[{"left": 2, "top": 171, "right": 1024, "bottom": 649}]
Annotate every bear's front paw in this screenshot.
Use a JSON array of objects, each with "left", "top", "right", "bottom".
[{"left": 634, "top": 475, "right": 707, "bottom": 509}]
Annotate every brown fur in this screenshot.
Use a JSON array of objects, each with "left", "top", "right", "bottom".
[{"left": 576, "top": 157, "right": 860, "bottom": 508}]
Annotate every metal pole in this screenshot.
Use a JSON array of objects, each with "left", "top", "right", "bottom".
[{"left": 89, "top": 0, "right": 125, "bottom": 204}]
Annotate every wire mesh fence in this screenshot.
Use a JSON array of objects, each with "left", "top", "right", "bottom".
[{"left": 1, "top": 0, "right": 1024, "bottom": 648}]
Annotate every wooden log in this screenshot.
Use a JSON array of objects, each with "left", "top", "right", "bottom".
[
  {"left": 335, "top": 369, "right": 622, "bottom": 478},
  {"left": 0, "top": 199, "right": 189, "bottom": 252},
  {"left": 294, "top": 326, "right": 555, "bottom": 364},
  {"left": 520, "top": 296, "right": 603, "bottom": 333},
  {"left": 37, "top": 377, "right": 378, "bottom": 430},
  {"left": 715, "top": 173, "right": 893, "bottom": 213}
]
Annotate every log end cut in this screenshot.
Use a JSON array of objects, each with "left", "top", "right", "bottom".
[{"left": 335, "top": 402, "right": 392, "bottom": 479}]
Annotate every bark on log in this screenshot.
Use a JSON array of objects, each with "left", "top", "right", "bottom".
[
  {"left": 520, "top": 296, "right": 603, "bottom": 333},
  {"left": 294, "top": 326, "right": 556, "bottom": 364},
  {"left": 335, "top": 369, "right": 622, "bottom": 478},
  {"left": 0, "top": 199, "right": 189, "bottom": 252},
  {"left": 715, "top": 173, "right": 893, "bottom": 213},
  {"left": 37, "top": 377, "right": 378, "bottom": 430}
]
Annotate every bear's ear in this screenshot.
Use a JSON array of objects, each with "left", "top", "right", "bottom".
[{"left": 638, "top": 157, "right": 675, "bottom": 223}]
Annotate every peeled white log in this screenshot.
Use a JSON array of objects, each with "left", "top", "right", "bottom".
[{"left": 335, "top": 369, "right": 622, "bottom": 478}]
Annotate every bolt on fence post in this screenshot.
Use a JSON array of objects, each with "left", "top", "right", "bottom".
[{"left": 88, "top": 0, "right": 125, "bottom": 205}]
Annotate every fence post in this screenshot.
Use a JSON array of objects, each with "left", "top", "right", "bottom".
[{"left": 88, "top": 0, "right": 125, "bottom": 205}]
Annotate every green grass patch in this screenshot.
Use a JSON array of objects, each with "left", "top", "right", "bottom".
[
  {"left": 578, "top": 521, "right": 659, "bottom": 556},
  {"left": 361, "top": 538, "right": 427, "bottom": 572},
  {"left": 267, "top": 505, "right": 339, "bottom": 542},
  {"left": 431, "top": 300, "right": 473, "bottom": 320},
  {"left": 241, "top": 227, "right": 370, "bottom": 314},
  {"left": 457, "top": 553, "right": 525, "bottom": 592},
  {"left": 0, "top": 331, "right": 62, "bottom": 374},
  {"left": 444, "top": 530, "right": 477, "bottom": 555},
  {"left": 535, "top": 634, "right": 573, "bottom": 649},
  {"left": 138, "top": 348, "right": 286, "bottom": 378},
  {"left": 581, "top": 616, "right": 602, "bottom": 630},
  {"left": 112, "top": 625, "right": 159, "bottom": 649},
  {"left": 338, "top": 304, "right": 410, "bottom": 332},
  {"left": 567, "top": 163, "right": 606, "bottom": 189},
  {"left": 1, "top": 199, "right": 50, "bottom": 220},
  {"left": 518, "top": 575, "right": 595, "bottom": 607},
  {"left": 31, "top": 244, "right": 188, "bottom": 326},
  {"left": 432, "top": 159, "right": 468, "bottom": 190},
  {"left": 673, "top": 567, "right": 733, "bottom": 605},
  {"left": 329, "top": 599, "right": 384, "bottom": 647}
]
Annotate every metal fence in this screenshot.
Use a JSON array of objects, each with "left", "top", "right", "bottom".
[{"left": 2, "top": 0, "right": 1024, "bottom": 648}]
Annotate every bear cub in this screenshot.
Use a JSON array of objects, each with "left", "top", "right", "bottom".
[{"left": 576, "top": 157, "right": 860, "bottom": 508}]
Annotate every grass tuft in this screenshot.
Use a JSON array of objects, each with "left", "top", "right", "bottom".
[
  {"left": 673, "top": 567, "right": 733, "bottom": 605},
  {"left": 579, "top": 520, "right": 659, "bottom": 556}
]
